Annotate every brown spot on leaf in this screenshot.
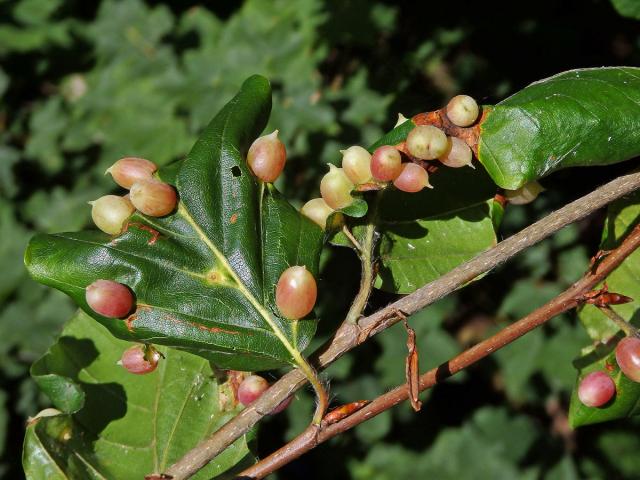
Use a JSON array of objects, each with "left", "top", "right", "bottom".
[
  {"left": 206, "top": 269, "right": 228, "bottom": 285},
  {"left": 124, "top": 305, "right": 151, "bottom": 332},
  {"left": 125, "top": 314, "right": 137, "bottom": 332},
  {"left": 195, "top": 323, "right": 242, "bottom": 335},
  {"left": 122, "top": 222, "right": 161, "bottom": 245},
  {"left": 161, "top": 312, "right": 245, "bottom": 336},
  {"left": 230, "top": 213, "right": 238, "bottom": 224}
]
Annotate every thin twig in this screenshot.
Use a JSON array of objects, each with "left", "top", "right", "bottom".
[
  {"left": 245, "top": 204, "right": 383, "bottom": 465},
  {"left": 342, "top": 224, "right": 363, "bottom": 252},
  {"left": 163, "top": 170, "right": 640, "bottom": 480},
  {"left": 597, "top": 305, "right": 638, "bottom": 336},
  {"left": 238, "top": 222, "right": 640, "bottom": 479},
  {"left": 344, "top": 222, "right": 377, "bottom": 325}
]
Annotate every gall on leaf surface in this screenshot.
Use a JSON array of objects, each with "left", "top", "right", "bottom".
[
  {"left": 568, "top": 336, "right": 640, "bottom": 428},
  {"left": 478, "top": 67, "right": 640, "bottom": 189},
  {"left": 570, "top": 192, "right": 640, "bottom": 427},
  {"left": 332, "top": 120, "right": 501, "bottom": 294},
  {"left": 24, "top": 75, "right": 323, "bottom": 371},
  {"left": 24, "top": 312, "right": 254, "bottom": 479}
]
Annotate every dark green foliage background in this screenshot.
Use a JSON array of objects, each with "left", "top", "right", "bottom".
[{"left": 3, "top": 0, "right": 640, "bottom": 478}]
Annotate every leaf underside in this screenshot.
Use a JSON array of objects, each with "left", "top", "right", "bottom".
[
  {"left": 23, "top": 311, "right": 254, "bottom": 479},
  {"left": 25, "top": 75, "right": 323, "bottom": 371},
  {"left": 479, "top": 66, "right": 640, "bottom": 189}
]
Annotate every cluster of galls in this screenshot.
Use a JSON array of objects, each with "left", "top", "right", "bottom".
[
  {"left": 578, "top": 335, "right": 640, "bottom": 407},
  {"left": 84, "top": 157, "right": 178, "bottom": 374},
  {"left": 91, "top": 157, "right": 178, "bottom": 235},
  {"left": 80, "top": 95, "right": 546, "bottom": 381},
  {"left": 245, "top": 130, "right": 323, "bottom": 320},
  {"left": 84, "top": 267, "right": 317, "bottom": 376},
  {"left": 244, "top": 130, "right": 320, "bottom": 321},
  {"left": 299, "top": 95, "right": 479, "bottom": 230},
  {"left": 83, "top": 132, "right": 317, "bottom": 377},
  {"left": 85, "top": 279, "right": 158, "bottom": 374}
]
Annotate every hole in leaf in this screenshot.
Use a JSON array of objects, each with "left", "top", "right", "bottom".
[{"left": 231, "top": 166, "right": 242, "bottom": 177}]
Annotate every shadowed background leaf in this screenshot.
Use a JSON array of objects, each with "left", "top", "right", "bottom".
[{"left": 23, "top": 311, "right": 255, "bottom": 479}]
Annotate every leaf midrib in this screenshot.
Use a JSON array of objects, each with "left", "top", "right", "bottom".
[
  {"left": 158, "top": 361, "right": 207, "bottom": 469},
  {"left": 178, "top": 203, "right": 299, "bottom": 364}
]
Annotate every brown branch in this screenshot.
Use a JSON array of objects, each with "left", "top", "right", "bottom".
[
  {"left": 239, "top": 222, "right": 640, "bottom": 479},
  {"left": 164, "top": 170, "right": 640, "bottom": 480}
]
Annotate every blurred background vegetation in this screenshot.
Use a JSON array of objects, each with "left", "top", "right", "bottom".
[{"left": 2, "top": 0, "right": 640, "bottom": 478}]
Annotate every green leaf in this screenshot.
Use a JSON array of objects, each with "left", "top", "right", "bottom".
[
  {"left": 578, "top": 191, "right": 640, "bottom": 341},
  {"left": 25, "top": 75, "right": 323, "bottom": 371},
  {"left": 23, "top": 311, "right": 253, "bottom": 479},
  {"left": 568, "top": 338, "right": 640, "bottom": 428},
  {"left": 570, "top": 191, "right": 640, "bottom": 427},
  {"left": 25, "top": 97, "right": 67, "bottom": 174},
  {"left": 0, "top": 145, "right": 20, "bottom": 198},
  {"left": 0, "top": 67, "right": 8, "bottom": 100},
  {"left": 329, "top": 126, "right": 499, "bottom": 294},
  {"left": 478, "top": 67, "right": 640, "bottom": 189},
  {"left": 339, "top": 196, "right": 369, "bottom": 218},
  {"left": 368, "top": 119, "right": 415, "bottom": 151},
  {"left": 14, "top": 0, "right": 64, "bottom": 26},
  {"left": 331, "top": 122, "right": 499, "bottom": 294},
  {"left": 375, "top": 166, "right": 498, "bottom": 293},
  {"left": 611, "top": 0, "right": 640, "bottom": 19},
  {"left": 0, "top": 287, "right": 74, "bottom": 378}
]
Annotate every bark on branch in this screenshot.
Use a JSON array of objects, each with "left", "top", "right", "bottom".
[
  {"left": 239, "top": 222, "right": 640, "bottom": 479},
  {"left": 164, "top": 170, "right": 640, "bottom": 480}
]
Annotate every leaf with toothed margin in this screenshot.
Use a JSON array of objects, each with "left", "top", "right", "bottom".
[
  {"left": 24, "top": 76, "right": 323, "bottom": 371},
  {"left": 23, "top": 311, "right": 255, "bottom": 479},
  {"left": 478, "top": 67, "right": 640, "bottom": 189}
]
